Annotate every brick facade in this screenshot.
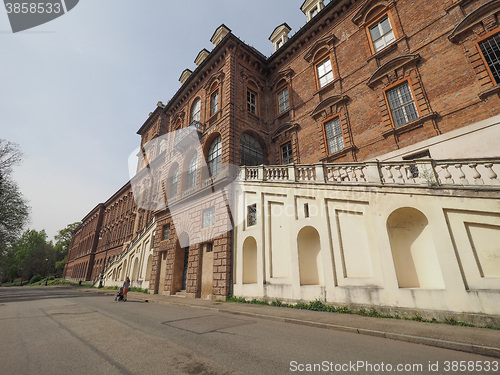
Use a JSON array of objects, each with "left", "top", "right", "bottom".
[{"left": 65, "top": 0, "right": 500, "bottom": 296}]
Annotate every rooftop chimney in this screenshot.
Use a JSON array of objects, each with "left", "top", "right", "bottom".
[
  {"left": 210, "top": 24, "right": 231, "bottom": 47},
  {"left": 301, "top": 0, "right": 325, "bottom": 22},
  {"left": 269, "top": 23, "right": 292, "bottom": 52}
]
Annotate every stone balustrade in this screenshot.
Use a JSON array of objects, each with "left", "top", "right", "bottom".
[{"left": 239, "top": 158, "right": 500, "bottom": 188}]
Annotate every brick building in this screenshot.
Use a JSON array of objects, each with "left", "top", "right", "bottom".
[
  {"left": 63, "top": 181, "right": 153, "bottom": 282},
  {"left": 65, "top": 0, "right": 500, "bottom": 309}
]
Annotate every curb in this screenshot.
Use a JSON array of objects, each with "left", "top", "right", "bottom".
[{"left": 143, "top": 297, "right": 500, "bottom": 359}]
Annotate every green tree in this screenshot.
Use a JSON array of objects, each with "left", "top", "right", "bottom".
[
  {"left": 0, "top": 139, "right": 30, "bottom": 277},
  {"left": 53, "top": 222, "right": 80, "bottom": 277},
  {"left": 5, "top": 229, "right": 54, "bottom": 282}
]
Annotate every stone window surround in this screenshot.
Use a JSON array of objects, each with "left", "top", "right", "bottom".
[
  {"left": 322, "top": 114, "right": 346, "bottom": 156},
  {"left": 383, "top": 78, "right": 419, "bottom": 128}
]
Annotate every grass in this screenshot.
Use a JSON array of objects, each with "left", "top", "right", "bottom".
[
  {"left": 224, "top": 296, "right": 500, "bottom": 330},
  {"left": 0, "top": 278, "right": 92, "bottom": 288}
]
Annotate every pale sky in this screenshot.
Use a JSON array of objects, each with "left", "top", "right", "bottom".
[{"left": 0, "top": 0, "right": 314, "bottom": 240}]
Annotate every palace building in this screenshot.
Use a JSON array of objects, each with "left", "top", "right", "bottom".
[{"left": 64, "top": 0, "right": 500, "bottom": 318}]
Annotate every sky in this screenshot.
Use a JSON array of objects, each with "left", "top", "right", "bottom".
[{"left": 0, "top": 0, "right": 314, "bottom": 241}]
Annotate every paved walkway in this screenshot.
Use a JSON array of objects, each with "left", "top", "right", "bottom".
[{"left": 82, "top": 288, "right": 500, "bottom": 358}]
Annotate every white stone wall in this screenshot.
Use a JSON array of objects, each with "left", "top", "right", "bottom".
[
  {"left": 101, "top": 220, "right": 156, "bottom": 291},
  {"left": 233, "top": 179, "right": 500, "bottom": 316}
]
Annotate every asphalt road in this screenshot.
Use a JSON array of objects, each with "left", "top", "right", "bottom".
[{"left": 0, "top": 287, "right": 498, "bottom": 375}]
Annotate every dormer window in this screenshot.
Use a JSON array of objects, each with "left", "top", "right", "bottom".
[
  {"left": 301, "top": 0, "right": 325, "bottom": 22},
  {"left": 310, "top": 6, "right": 319, "bottom": 19},
  {"left": 269, "top": 23, "right": 291, "bottom": 52}
]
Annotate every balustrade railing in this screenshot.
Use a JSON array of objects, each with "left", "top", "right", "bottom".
[{"left": 239, "top": 158, "right": 500, "bottom": 188}]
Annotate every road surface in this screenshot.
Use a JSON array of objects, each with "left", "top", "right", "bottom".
[{"left": 0, "top": 287, "right": 497, "bottom": 374}]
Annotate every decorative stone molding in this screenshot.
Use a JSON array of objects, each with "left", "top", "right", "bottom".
[
  {"left": 448, "top": 0, "right": 500, "bottom": 42},
  {"left": 351, "top": 0, "right": 395, "bottom": 26},
  {"left": 310, "top": 95, "right": 349, "bottom": 118},
  {"left": 366, "top": 54, "right": 420, "bottom": 87},
  {"left": 304, "top": 33, "right": 337, "bottom": 62}
]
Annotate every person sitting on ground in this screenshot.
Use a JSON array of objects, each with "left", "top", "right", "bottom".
[{"left": 122, "top": 277, "right": 130, "bottom": 301}]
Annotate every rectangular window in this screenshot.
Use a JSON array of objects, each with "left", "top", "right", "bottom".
[
  {"left": 202, "top": 207, "right": 215, "bottom": 228},
  {"left": 386, "top": 82, "right": 418, "bottom": 127},
  {"left": 324, "top": 117, "right": 345, "bottom": 154},
  {"left": 317, "top": 57, "right": 334, "bottom": 88},
  {"left": 247, "top": 204, "right": 257, "bottom": 227},
  {"left": 247, "top": 89, "right": 257, "bottom": 114},
  {"left": 278, "top": 88, "right": 290, "bottom": 114},
  {"left": 280, "top": 141, "right": 293, "bottom": 164},
  {"left": 210, "top": 90, "right": 219, "bottom": 115},
  {"left": 205, "top": 243, "right": 213, "bottom": 253},
  {"left": 162, "top": 224, "right": 170, "bottom": 241},
  {"left": 479, "top": 32, "right": 500, "bottom": 84},
  {"left": 369, "top": 15, "right": 396, "bottom": 52}
]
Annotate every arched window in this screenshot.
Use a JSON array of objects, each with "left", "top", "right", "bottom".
[
  {"left": 207, "top": 135, "right": 222, "bottom": 176},
  {"left": 190, "top": 98, "right": 201, "bottom": 123},
  {"left": 169, "top": 164, "right": 179, "bottom": 197},
  {"left": 240, "top": 133, "right": 266, "bottom": 166},
  {"left": 186, "top": 154, "right": 197, "bottom": 189}
]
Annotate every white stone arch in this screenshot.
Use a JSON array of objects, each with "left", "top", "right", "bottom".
[
  {"left": 132, "top": 257, "right": 139, "bottom": 281},
  {"left": 387, "top": 207, "right": 445, "bottom": 289},
  {"left": 145, "top": 255, "right": 153, "bottom": 282},
  {"left": 297, "top": 226, "right": 322, "bottom": 285},
  {"left": 121, "top": 259, "right": 128, "bottom": 281},
  {"left": 242, "top": 236, "right": 258, "bottom": 284}
]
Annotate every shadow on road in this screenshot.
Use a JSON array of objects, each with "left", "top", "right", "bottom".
[{"left": 0, "top": 287, "right": 106, "bottom": 304}]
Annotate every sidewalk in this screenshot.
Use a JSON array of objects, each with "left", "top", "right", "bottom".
[{"left": 83, "top": 288, "right": 500, "bottom": 358}]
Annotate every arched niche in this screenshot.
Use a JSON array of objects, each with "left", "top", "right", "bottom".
[
  {"left": 297, "top": 226, "right": 322, "bottom": 285},
  {"left": 242, "top": 236, "right": 258, "bottom": 284},
  {"left": 387, "top": 207, "right": 445, "bottom": 289},
  {"left": 145, "top": 255, "right": 153, "bottom": 282}
]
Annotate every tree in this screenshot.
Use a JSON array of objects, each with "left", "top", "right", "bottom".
[
  {"left": 0, "top": 139, "right": 30, "bottom": 269},
  {"left": 4, "top": 229, "right": 54, "bottom": 282},
  {"left": 53, "top": 222, "right": 80, "bottom": 277}
]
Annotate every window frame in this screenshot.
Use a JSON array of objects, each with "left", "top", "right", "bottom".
[
  {"left": 186, "top": 153, "right": 198, "bottom": 190},
  {"left": 475, "top": 28, "right": 500, "bottom": 86},
  {"left": 277, "top": 87, "right": 290, "bottom": 114},
  {"left": 247, "top": 88, "right": 258, "bottom": 115},
  {"left": 190, "top": 97, "right": 201, "bottom": 123},
  {"left": 247, "top": 204, "right": 257, "bottom": 227},
  {"left": 202, "top": 207, "right": 215, "bottom": 228},
  {"left": 162, "top": 224, "right": 170, "bottom": 241},
  {"left": 322, "top": 115, "right": 345, "bottom": 155},
  {"left": 169, "top": 164, "right": 179, "bottom": 197},
  {"left": 366, "top": 12, "right": 398, "bottom": 55},
  {"left": 207, "top": 135, "right": 222, "bottom": 177},
  {"left": 280, "top": 140, "right": 294, "bottom": 164},
  {"left": 239, "top": 133, "right": 267, "bottom": 166},
  {"left": 315, "top": 55, "right": 335, "bottom": 89},
  {"left": 384, "top": 79, "right": 420, "bottom": 129},
  {"left": 210, "top": 90, "right": 219, "bottom": 116}
]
